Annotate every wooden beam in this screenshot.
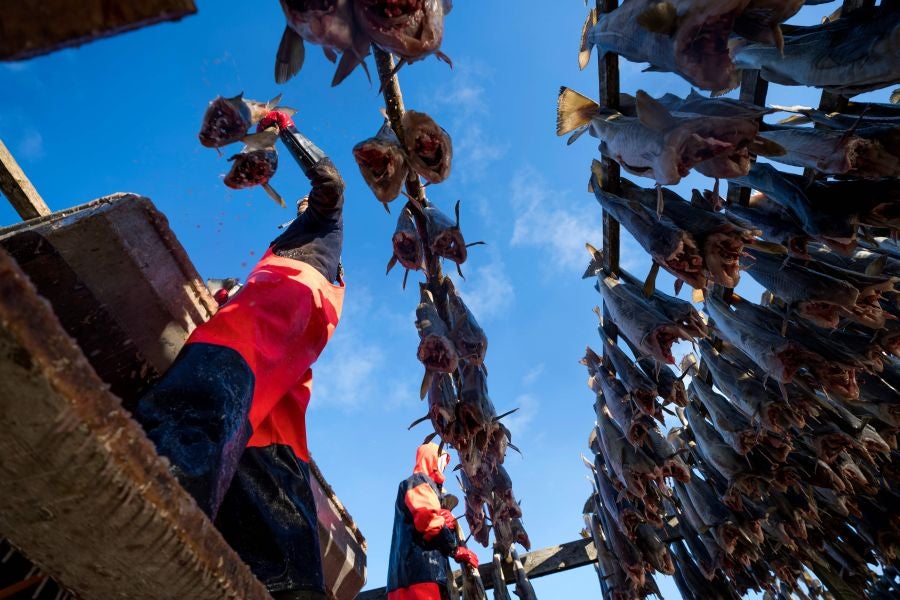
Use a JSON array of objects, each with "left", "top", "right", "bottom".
[
  {"left": 0, "top": 140, "right": 50, "bottom": 220},
  {"left": 355, "top": 538, "right": 598, "bottom": 599},
  {"left": 0, "top": 247, "right": 270, "bottom": 600},
  {"left": 0, "top": 0, "right": 196, "bottom": 61}
]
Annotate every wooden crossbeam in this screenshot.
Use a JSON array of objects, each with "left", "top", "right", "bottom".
[
  {"left": 355, "top": 538, "right": 598, "bottom": 599},
  {"left": 0, "top": 140, "right": 50, "bottom": 220},
  {"left": 0, "top": 0, "right": 196, "bottom": 61}
]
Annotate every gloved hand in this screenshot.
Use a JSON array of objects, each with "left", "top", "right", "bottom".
[
  {"left": 438, "top": 509, "right": 456, "bottom": 531},
  {"left": 453, "top": 546, "right": 479, "bottom": 570}
]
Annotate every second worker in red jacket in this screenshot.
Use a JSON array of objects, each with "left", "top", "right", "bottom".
[{"left": 387, "top": 443, "right": 479, "bottom": 600}]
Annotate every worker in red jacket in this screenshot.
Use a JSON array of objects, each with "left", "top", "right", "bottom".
[
  {"left": 135, "top": 111, "right": 341, "bottom": 600},
  {"left": 387, "top": 443, "right": 479, "bottom": 600}
]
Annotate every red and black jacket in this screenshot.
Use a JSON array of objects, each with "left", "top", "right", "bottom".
[{"left": 387, "top": 444, "right": 458, "bottom": 599}]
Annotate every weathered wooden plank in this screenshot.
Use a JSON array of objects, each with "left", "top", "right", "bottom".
[
  {"left": 0, "top": 140, "right": 50, "bottom": 220},
  {"left": 596, "top": 0, "right": 621, "bottom": 345},
  {"left": 355, "top": 538, "right": 598, "bottom": 599},
  {"left": 0, "top": 0, "right": 196, "bottom": 61},
  {"left": 0, "top": 247, "right": 271, "bottom": 600}
]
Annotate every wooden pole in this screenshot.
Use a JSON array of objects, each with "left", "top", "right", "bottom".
[
  {"left": 596, "top": 0, "right": 621, "bottom": 345},
  {"left": 0, "top": 139, "right": 50, "bottom": 220}
]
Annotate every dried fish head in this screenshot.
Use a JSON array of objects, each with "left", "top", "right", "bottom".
[
  {"left": 401, "top": 110, "right": 453, "bottom": 183},
  {"left": 353, "top": 0, "right": 447, "bottom": 63},
  {"left": 391, "top": 208, "right": 424, "bottom": 271},
  {"left": 352, "top": 121, "right": 409, "bottom": 203}
]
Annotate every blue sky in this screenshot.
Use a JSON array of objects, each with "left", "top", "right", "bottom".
[{"left": 1, "top": 1, "right": 887, "bottom": 598}]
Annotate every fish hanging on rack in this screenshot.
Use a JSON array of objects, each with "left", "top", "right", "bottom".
[
  {"left": 582, "top": 0, "right": 753, "bottom": 91},
  {"left": 275, "top": 0, "right": 372, "bottom": 86},
  {"left": 732, "top": 6, "right": 900, "bottom": 95},
  {"left": 353, "top": 120, "right": 409, "bottom": 206},
  {"left": 401, "top": 110, "right": 453, "bottom": 184},
  {"left": 353, "top": 0, "right": 453, "bottom": 73}
]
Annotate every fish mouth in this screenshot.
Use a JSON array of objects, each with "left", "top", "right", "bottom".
[
  {"left": 417, "top": 336, "right": 458, "bottom": 372},
  {"left": 797, "top": 302, "right": 842, "bottom": 329},
  {"left": 704, "top": 232, "right": 746, "bottom": 287},
  {"left": 675, "top": 9, "right": 741, "bottom": 90},
  {"left": 353, "top": 145, "right": 394, "bottom": 178},
  {"left": 199, "top": 99, "right": 249, "bottom": 148},
  {"left": 814, "top": 364, "right": 860, "bottom": 401},
  {"left": 432, "top": 231, "right": 467, "bottom": 264},
  {"left": 662, "top": 238, "right": 706, "bottom": 288},
  {"left": 224, "top": 150, "right": 277, "bottom": 189},
  {"left": 646, "top": 327, "right": 687, "bottom": 364},
  {"left": 846, "top": 293, "right": 888, "bottom": 329},
  {"left": 393, "top": 232, "right": 423, "bottom": 270}
]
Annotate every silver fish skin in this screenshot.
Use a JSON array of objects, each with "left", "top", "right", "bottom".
[
  {"left": 635, "top": 524, "right": 675, "bottom": 575},
  {"left": 491, "top": 554, "right": 512, "bottom": 600},
  {"left": 733, "top": 6, "right": 900, "bottom": 95},
  {"left": 597, "top": 275, "right": 705, "bottom": 365},
  {"left": 644, "top": 426, "right": 691, "bottom": 482},
  {"left": 621, "top": 89, "right": 771, "bottom": 121},
  {"left": 725, "top": 194, "right": 810, "bottom": 258},
  {"left": 618, "top": 180, "right": 759, "bottom": 287},
  {"left": 352, "top": 121, "right": 408, "bottom": 204},
  {"left": 508, "top": 549, "right": 537, "bottom": 600},
  {"left": 629, "top": 347, "right": 688, "bottom": 407},
  {"left": 698, "top": 339, "right": 794, "bottom": 433},
  {"left": 743, "top": 247, "right": 860, "bottom": 329},
  {"left": 591, "top": 356, "right": 653, "bottom": 447},
  {"left": 588, "top": 0, "right": 751, "bottom": 91},
  {"left": 689, "top": 378, "right": 758, "bottom": 455},
  {"left": 596, "top": 408, "right": 661, "bottom": 499},
  {"left": 705, "top": 294, "right": 806, "bottom": 384},
  {"left": 758, "top": 125, "right": 900, "bottom": 178},
  {"left": 729, "top": 163, "right": 856, "bottom": 246},
  {"left": 594, "top": 498, "right": 647, "bottom": 589},
  {"left": 591, "top": 184, "right": 705, "bottom": 288},
  {"left": 588, "top": 103, "right": 745, "bottom": 185},
  {"left": 601, "top": 337, "right": 660, "bottom": 420},
  {"left": 426, "top": 373, "right": 458, "bottom": 441},
  {"left": 593, "top": 457, "right": 645, "bottom": 540}
]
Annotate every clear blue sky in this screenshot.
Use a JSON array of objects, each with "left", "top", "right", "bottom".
[{"left": 1, "top": 1, "right": 884, "bottom": 598}]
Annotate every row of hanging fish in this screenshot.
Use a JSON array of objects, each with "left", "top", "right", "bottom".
[
  {"left": 275, "top": 0, "right": 453, "bottom": 86},
  {"left": 579, "top": 0, "right": 899, "bottom": 95},
  {"left": 568, "top": 1, "right": 900, "bottom": 598},
  {"left": 410, "top": 277, "right": 530, "bottom": 557}
]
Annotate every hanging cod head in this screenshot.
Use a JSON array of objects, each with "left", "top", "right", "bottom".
[
  {"left": 223, "top": 129, "right": 286, "bottom": 207},
  {"left": 353, "top": 120, "right": 409, "bottom": 206}
]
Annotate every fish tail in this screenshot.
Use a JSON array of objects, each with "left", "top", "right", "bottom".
[
  {"left": 578, "top": 9, "right": 598, "bottom": 70},
  {"left": 557, "top": 87, "right": 600, "bottom": 136}
]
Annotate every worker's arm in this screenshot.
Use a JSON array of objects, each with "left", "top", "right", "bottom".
[
  {"left": 404, "top": 483, "right": 458, "bottom": 557},
  {"left": 267, "top": 115, "right": 345, "bottom": 283}
]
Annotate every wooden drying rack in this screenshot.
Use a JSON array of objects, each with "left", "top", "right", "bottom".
[{"left": 591, "top": 0, "right": 876, "bottom": 599}]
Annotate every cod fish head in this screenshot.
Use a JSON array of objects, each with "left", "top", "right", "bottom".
[
  {"left": 639, "top": 0, "right": 747, "bottom": 91},
  {"left": 199, "top": 94, "right": 253, "bottom": 148}
]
